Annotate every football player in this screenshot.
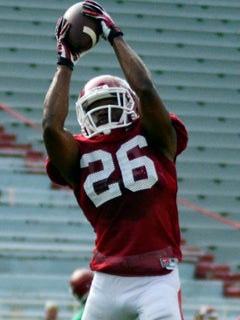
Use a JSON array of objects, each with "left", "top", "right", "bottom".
[
  {"left": 70, "top": 268, "right": 94, "bottom": 320},
  {"left": 42, "top": 1, "right": 188, "bottom": 319}
]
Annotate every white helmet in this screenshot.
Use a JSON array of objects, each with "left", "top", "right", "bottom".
[{"left": 76, "top": 75, "right": 139, "bottom": 138}]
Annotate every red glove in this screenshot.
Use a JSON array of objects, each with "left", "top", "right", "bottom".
[
  {"left": 55, "top": 17, "right": 80, "bottom": 70},
  {"left": 82, "top": 1, "right": 123, "bottom": 45}
]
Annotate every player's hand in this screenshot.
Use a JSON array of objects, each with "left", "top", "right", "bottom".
[
  {"left": 82, "top": 1, "right": 123, "bottom": 45},
  {"left": 55, "top": 17, "right": 81, "bottom": 70}
]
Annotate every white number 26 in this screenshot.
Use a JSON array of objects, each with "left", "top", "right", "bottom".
[{"left": 80, "top": 135, "right": 158, "bottom": 207}]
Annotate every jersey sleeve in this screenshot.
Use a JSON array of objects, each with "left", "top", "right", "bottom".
[
  {"left": 170, "top": 113, "right": 188, "bottom": 156},
  {"left": 45, "top": 134, "right": 83, "bottom": 187},
  {"left": 45, "top": 158, "right": 69, "bottom": 186}
]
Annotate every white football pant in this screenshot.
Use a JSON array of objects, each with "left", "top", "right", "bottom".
[{"left": 82, "top": 267, "right": 184, "bottom": 320}]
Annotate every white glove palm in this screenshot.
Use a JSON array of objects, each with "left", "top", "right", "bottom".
[
  {"left": 82, "top": 1, "right": 123, "bottom": 45},
  {"left": 55, "top": 17, "right": 81, "bottom": 70}
]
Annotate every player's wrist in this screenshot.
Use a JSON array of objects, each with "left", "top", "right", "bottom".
[
  {"left": 57, "top": 56, "right": 74, "bottom": 70},
  {"left": 108, "top": 27, "right": 123, "bottom": 46},
  {"left": 101, "top": 21, "right": 123, "bottom": 46}
]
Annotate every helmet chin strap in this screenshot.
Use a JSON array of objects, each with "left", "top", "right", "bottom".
[
  {"left": 102, "top": 128, "right": 111, "bottom": 135},
  {"left": 96, "top": 121, "right": 118, "bottom": 135}
]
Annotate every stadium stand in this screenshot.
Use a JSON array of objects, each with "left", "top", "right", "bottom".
[{"left": 0, "top": 0, "right": 240, "bottom": 319}]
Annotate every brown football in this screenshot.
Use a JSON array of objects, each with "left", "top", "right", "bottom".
[{"left": 63, "top": 2, "right": 101, "bottom": 53}]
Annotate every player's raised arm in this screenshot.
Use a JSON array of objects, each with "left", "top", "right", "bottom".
[
  {"left": 43, "top": 3, "right": 103, "bottom": 186},
  {"left": 113, "top": 37, "right": 177, "bottom": 160},
  {"left": 42, "top": 16, "right": 83, "bottom": 186},
  {"left": 82, "top": 1, "right": 177, "bottom": 161},
  {"left": 43, "top": 66, "right": 80, "bottom": 187}
]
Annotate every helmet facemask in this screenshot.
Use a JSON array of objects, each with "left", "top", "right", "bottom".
[{"left": 76, "top": 85, "right": 139, "bottom": 138}]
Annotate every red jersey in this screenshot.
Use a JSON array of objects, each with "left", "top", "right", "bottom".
[{"left": 46, "top": 114, "right": 188, "bottom": 276}]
